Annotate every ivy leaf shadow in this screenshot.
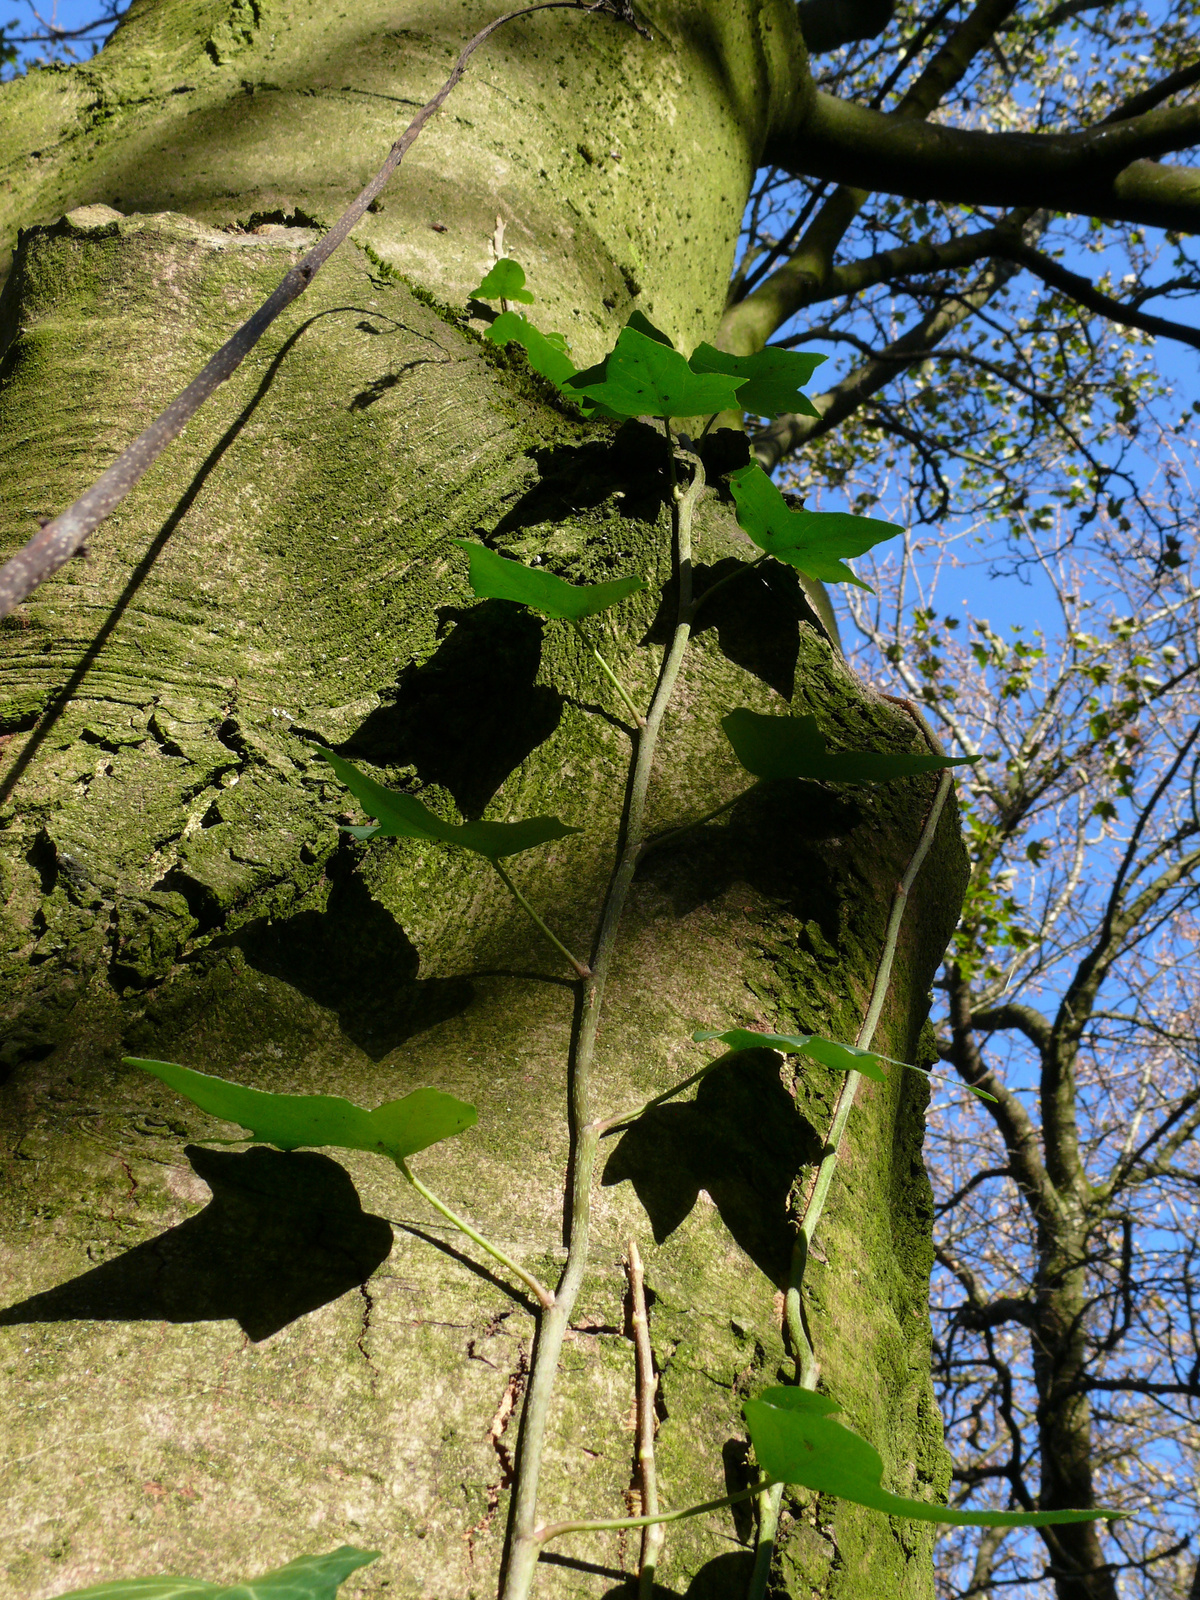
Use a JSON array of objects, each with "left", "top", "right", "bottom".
[
  {"left": 598, "top": 1551, "right": 755, "bottom": 1598},
  {"left": 0, "top": 1145, "right": 392, "bottom": 1342},
  {"left": 640, "top": 780, "right": 859, "bottom": 942},
  {"left": 601, "top": 1053, "right": 821, "bottom": 1287},
  {"left": 230, "top": 858, "right": 473, "bottom": 1060},
  {"left": 338, "top": 600, "right": 562, "bottom": 818}
]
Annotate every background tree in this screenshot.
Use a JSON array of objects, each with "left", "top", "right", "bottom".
[
  {"left": 1, "top": 2, "right": 1199, "bottom": 1599},
  {"left": 847, "top": 527, "right": 1200, "bottom": 1600}
]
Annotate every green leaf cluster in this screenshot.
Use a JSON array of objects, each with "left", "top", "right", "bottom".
[
  {"left": 57, "top": 1547, "right": 380, "bottom": 1599},
  {"left": 744, "top": 1389, "right": 1118, "bottom": 1528},
  {"left": 483, "top": 303, "right": 823, "bottom": 423},
  {"left": 126, "top": 1059, "right": 476, "bottom": 1160}
]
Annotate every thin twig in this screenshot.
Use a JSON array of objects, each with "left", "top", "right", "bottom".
[
  {"left": 628, "top": 1239, "right": 664, "bottom": 1598},
  {"left": 572, "top": 620, "right": 647, "bottom": 727},
  {"left": 0, "top": 0, "right": 632, "bottom": 620}
]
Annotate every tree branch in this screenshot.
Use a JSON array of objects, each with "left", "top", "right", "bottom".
[
  {"left": 941, "top": 965, "right": 1060, "bottom": 1222},
  {"left": 771, "top": 92, "right": 1200, "bottom": 232},
  {"left": 753, "top": 229, "right": 1040, "bottom": 469},
  {"left": 970, "top": 1001, "right": 1054, "bottom": 1053}
]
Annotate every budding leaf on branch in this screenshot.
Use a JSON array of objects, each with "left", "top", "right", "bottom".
[
  {"left": 314, "top": 747, "right": 580, "bottom": 857},
  {"left": 127, "top": 1059, "right": 476, "bottom": 1160},
  {"left": 469, "top": 257, "right": 535, "bottom": 304},
  {"left": 728, "top": 463, "right": 895, "bottom": 588},
  {"left": 744, "top": 1389, "right": 1118, "bottom": 1528},
  {"left": 566, "top": 326, "right": 744, "bottom": 418},
  {"left": 721, "top": 709, "right": 978, "bottom": 785},
  {"left": 689, "top": 345, "right": 824, "bottom": 418},
  {"left": 485, "top": 310, "right": 578, "bottom": 388},
  {"left": 57, "top": 1549, "right": 382, "bottom": 1599},
  {"left": 454, "top": 539, "right": 644, "bottom": 620}
]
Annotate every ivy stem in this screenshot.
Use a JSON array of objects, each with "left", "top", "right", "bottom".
[
  {"left": 627, "top": 1238, "right": 664, "bottom": 1598},
  {"left": 570, "top": 620, "right": 647, "bottom": 727},
  {"left": 499, "top": 448, "right": 707, "bottom": 1600},
  {"left": 397, "top": 1159, "right": 555, "bottom": 1310},
  {"left": 491, "top": 859, "right": 592, "bottom": 979},
  {"left": 536, "top": 1479, "right": 776, "bottom": 1544},
  {"left": 746, "top": 768, "right": 956, "bottom": 1600}
]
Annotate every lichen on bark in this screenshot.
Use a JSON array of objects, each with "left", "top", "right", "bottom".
[{"left": 1, "top": 7, "right": 964, "bottom": 1597}]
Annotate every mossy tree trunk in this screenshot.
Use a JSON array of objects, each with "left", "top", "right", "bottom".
[{"left": 0, "top": 4, "right": 966, "bottom": 1597}]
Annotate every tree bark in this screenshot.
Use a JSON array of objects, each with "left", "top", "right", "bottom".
[{"left": 0, "top": 5, "right": 966, "bottom": 1597}]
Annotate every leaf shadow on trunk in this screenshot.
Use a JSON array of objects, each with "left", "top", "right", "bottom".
[
  {"left": 488, "top": 423, "right": 670, "bottom": 536},
  {"left": 638, "top": 780, "right": 860, "bottom": 943},
  {"left": 228, "top": 854, "right": 474, "bottom": 1060},
  {"left": 0, "top": 1144, "right": 392, "bottom": 1342},
  {"left": 591, "top": 1551, "right": 754, "bottom": 1597},
  {"left": 601, "top": 1053, "right": 822, "bottom": 1289},
  {"left": 646, "top": 559, "right": 823, "bottom": 702},
  {"left": 335, "top": 600, "right": 562, "bottom": 818}
]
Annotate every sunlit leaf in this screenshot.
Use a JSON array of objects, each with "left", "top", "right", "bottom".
[
  {"left": 565, "top": 327, "right": 744, "bottom": 418},
  {"left": 454, "top": 539, "right": 644, "bottom": 620},
  {"left": 721, "top": 709, "right": 978, "bottom": 784},
  {"left": 728, "top": 463, "right": 895, "bottom": 588},
  {"left": 744, "top": 1389, "right": 1118, "bottom": 1527},
  {"left": 692, "top": 1026, "right": 886, "bottom": 1083},
  {"left": 314, "top": 747, "right": 580, "bottom": 858},
  {"left": 689, "top": 345, "right": 824, "bottom": 418},
  {"left": 485, "top": 310, "right": 577, "bottom": 387},
  {"left": 56, "top": 1547, "right": 380, "bottom": 1598},
  {"left": 127, "top": 1059, "right": 476, "bottom": 1160},
  {"left": 469, "top": 257, "right": 535, "bottom": 303}
]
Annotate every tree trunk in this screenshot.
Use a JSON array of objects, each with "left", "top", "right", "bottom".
[
  {"left": 0, "top": 4, "right": 966, "bottom": 1597},
  {"left": 1034, "top": 1233, "right": 1118, "bottom": 1600}
]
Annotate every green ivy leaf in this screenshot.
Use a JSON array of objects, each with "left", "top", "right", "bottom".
[
  {"left": 314, "top": 747, "right": 580, "bottom": 858},
  {"left": 744, "top": 1389, "right": 1118, "bottom": 1528},
  {"left": 689, "top": 345, "right": 824, "bottom": 418},
  {"left": 454, "top": 539, "right": 644, "bottom": 620},
  {"left": 566, "top": 327, "right": 744, "bottom": 418},
  {"left": 56, "top": 1547, "right": 380, "bottom": 1598},
  {"left": 485, "top": 310, "right": 577, "bottom": 388},
  {"left": 127, "top": 1059, "right": 476, "bottom": 1160},
  {"left": 469, "top": 257, "right": 535, "bottom": 304},
  {"left": 728, "top": 463, "right": 895, "bottom": 588},
  {"left": 721, "top": 709, "right": 978, "bottom": 785},
  {"left": 692, "top": 1027, "right": 887, "bottom": 1083}
]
